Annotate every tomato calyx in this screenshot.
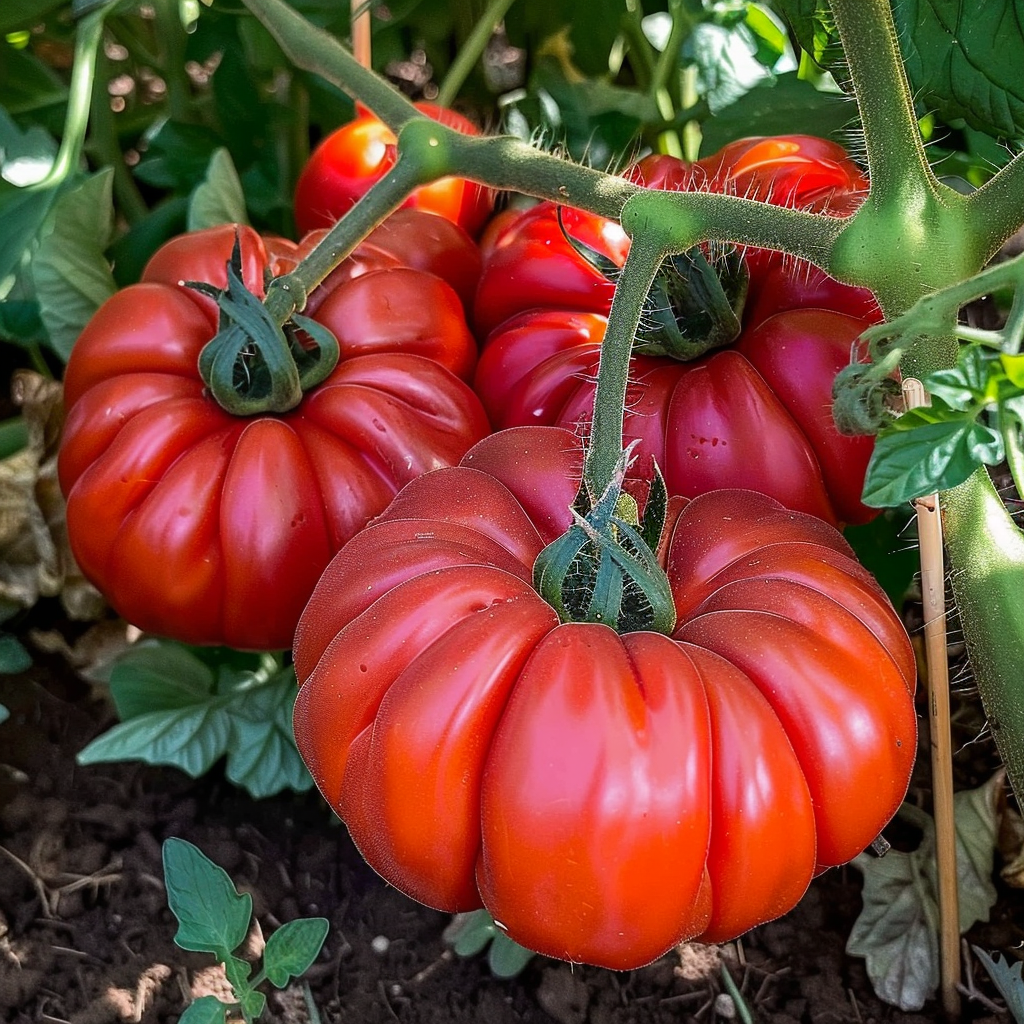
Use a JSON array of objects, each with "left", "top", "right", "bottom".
[
  {"left": 636, "top": 245, "right": 748, "bottom": 360},
  {"left": 555, "top": 208, "right": 747, "bottom": 362},
  {"left": 190, "top": 234, "right": 340, "bottom": 416},
  {"left": 533, "top": 445, "right": 677, "bottom": 634}
]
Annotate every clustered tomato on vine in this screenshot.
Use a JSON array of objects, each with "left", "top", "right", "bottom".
[
  {"left": 473, "top": 136, "right": 883, "bottom": 526},
  {"left": 294, "top": 102, "right": 495, "bottom": 238},
  {"left": 57, "top": 127, "right": 919, "bottom": 970},
  {"left": 58, "top": 218, "right": 489, "bottom": 650}
]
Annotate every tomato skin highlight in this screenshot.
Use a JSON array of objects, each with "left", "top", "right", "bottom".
[
  {"left": 292, "top": 425, "right": 917, "bottom": 970},
  {"left": 58, "top": 223, "right": 490, "bottom": 650},
  {"left": 294, "top": 102, "right": 494, "bottom": 237},
  {"left": 472, "top": 136, "right": 882, "bottom": 525}
]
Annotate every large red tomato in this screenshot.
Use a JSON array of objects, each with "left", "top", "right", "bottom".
[
  {"left": 295, "top": 103, "right": 494, "bottom": 237},
  {"left": 472, "top": 137, "right": 881, "bottom": 525},
  {"left": 58, "top": 223, "right": 490, "bottom": 650},
  {"left": 292, "top": 426, "right": 917, "bottom": 970}
]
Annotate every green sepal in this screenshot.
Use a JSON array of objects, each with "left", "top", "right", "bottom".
[
  {"left": 288, "top": 314, "right": 341, "bottom": 391},
  {"left": 533, "top": 447, "right": 677, "bottom": 635},
  {"left": 193, "top": 234, "right": 340, "bottom": 416},
  {"left": 556, "top": 206, "right": 620, "bottom": 278},
  {"left": 635, "top": 245, "right": 747, "bottom": 360}
]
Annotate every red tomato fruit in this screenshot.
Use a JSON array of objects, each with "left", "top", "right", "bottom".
[
  {"left": 472, "top": 136, "right": 881, "bottom": 525},
  {"left": 292, "top": 425, "right": 917, "bottom": 970},
  {"left": 58, "top": 223, "right": 490, "bottom": 650},
  {"left": 295, "top": 102, "right": 494, "bottom": 237}
]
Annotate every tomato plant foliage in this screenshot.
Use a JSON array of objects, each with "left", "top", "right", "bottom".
[{"left": 292, "top": 426, "right": 917, "bottom": 970}]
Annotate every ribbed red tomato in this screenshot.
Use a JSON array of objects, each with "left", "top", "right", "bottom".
[
  {"left": 295, "top": 102, "right": 494, "bottom": 237},
  {"left": 58, "top": 223, "right": 490, "bottom": 650},
  {"left": 472, "top": 136, "right": 882, "bottom": 525},
  {"left": 292, "top": 426, "right": 917, "bottom": 970}
]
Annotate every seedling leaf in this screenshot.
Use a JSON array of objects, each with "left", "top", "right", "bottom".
[
  {"left": 973, "top": 947, "right": 1024, "bottom": 1024},
  {"left": 488, "top": 931, "right": 537, "bottom": 978},
  {"left": 237, "top": 985, "right": 266, "bottom": 1023},
  {"left": 162, "top": 838, "right": 252, "bottom": 959},
  {"left": 178, "top": 995, "right": 228, "bottom": 1024},
  {"left": 263, "top": 918, "right": 329, "bottom": 987}
]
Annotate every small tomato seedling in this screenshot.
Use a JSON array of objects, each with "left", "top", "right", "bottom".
[{"left": 162, "top": 837, "right": 328, "bottom": 1024}]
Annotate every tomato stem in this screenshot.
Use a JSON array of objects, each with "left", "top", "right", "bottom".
[
  {"left": 583, "top": 222, "right": 666, "bottom": 499},
  {"left": 434, "top": 0, "right": 518, "bottom": 108},
  {"left": 239, "top": 0, "right": 421, "bottom": 132},
  {"left": 264, "top": 155, "right": 425, "bottom": 323},
  {"left": 38, "top": 7, "right": 107, "bottom": 192}
]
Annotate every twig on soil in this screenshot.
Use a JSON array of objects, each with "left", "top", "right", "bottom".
[
  {"left": 847, "top": 987, "right": 863, "bottom": 1023},
  {"left": 0, "top": 842, "right": 53, "bottom": 917}
]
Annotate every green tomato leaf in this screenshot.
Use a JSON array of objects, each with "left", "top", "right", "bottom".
[
  {"left": 76, "top": 703, "right": 235, "bottom": 779},
  {"left": 263, "top": 917, "right": 329, "bottom": 987},
  {"left": 847, "top": 775, "right": 1001, "bottom": 1011},
  {"left": 107, "top": 642, "right": 217, "bottom": 719},
  {"left": 178, "top": 995, "right": 229, "bottom": 1024},
  {"left": 0, "top": 106, "right": 57, "bottom": 187},
  {"left": 32, "top": 168, "right": 117, "bottom": 361},
  {"left": 862, "top": 417, "right": 1004, "bottom": 506},
  {"left": 684, "top": 16, "right": 778, "bottom": 114},
  {"left": 76, "top": 642, "right": 311, "bottom": 799},
  {"left": 162, "top": 838, "right": 253, "bottom": 959},
  {"left": 892, "top": 0, "right": 1024, "bottom": 142},
  {"left": 972, "top": 948, "right": 1024, "bottom": 1022},
  {"left": 923, "top": 347, "right": 992, "bottom": 410},
  {"left": 223, "top": 674, "right": 314, "bottom": 799},
  {"left": 0, "top": 633, "right": 32, "bottom": 674},
  {"left": 0, "top": 182, "right": 60, "bottom": 289},
  {"left": 188, "top": 147, "right": 249, "bottom": 232}
]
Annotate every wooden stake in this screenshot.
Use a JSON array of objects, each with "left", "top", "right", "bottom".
[
  {"left": 903, "top": 377, "right": 960, "bottom": 1019},
  {"left": 351, "top": 0, "right": 371, "bottom": 69}
]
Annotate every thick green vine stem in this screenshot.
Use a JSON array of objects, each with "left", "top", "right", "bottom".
[{"left": 943, "top": 471, "right": 1024, "bottom": 801}]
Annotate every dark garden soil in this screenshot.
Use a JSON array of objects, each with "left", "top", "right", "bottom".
[{"left": 2, "top": 605, "right": 1023, "bottom": 1024}]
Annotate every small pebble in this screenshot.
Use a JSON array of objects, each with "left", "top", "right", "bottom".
[{"left": 371, "top": 935, "right": 390, "bottom": 954}]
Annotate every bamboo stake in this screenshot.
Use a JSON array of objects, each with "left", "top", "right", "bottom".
[
  {"left": 903, "top": 377, "right": 960, "bottom": 1019},
  {"left": 351, "top": 0, "right": 371, "bottom": 70}
]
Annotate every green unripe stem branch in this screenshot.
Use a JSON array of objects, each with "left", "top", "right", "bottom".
[
  {"left": 41, "top": 7, "right": 107, "bottom": 189},
  {"left": 240, "top": 0, "right": 420, "bottom": 131},
  {"left": 435, "top": 0, "right": 518, "bottom": 108},
  {"left": 264, "top": 155, "right": 425, "bottom": 322},
  {"left": 965, "top": 153, "right": 1024, "bottom": 262},
  {"left": 583, "top": 215, "right": 667, "bottom": 498}
]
